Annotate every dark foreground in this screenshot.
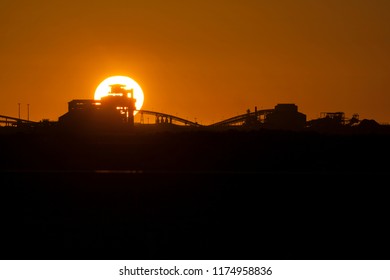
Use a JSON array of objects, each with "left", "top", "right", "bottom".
[{"left": 0, "top": 128, "right": 389, "bottom": 260}]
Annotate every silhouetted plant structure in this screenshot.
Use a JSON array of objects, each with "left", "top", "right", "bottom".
[{"left": 0, "top": 102, "right": 389, "bottom": 260}]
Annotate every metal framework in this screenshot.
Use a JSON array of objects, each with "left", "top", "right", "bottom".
[
  {"left": 136, "top": 110, "right": 202, "bottom": 127},
  {"left": 0, "top": 114, "right": 38, "bottom": 127},
  {"left": 209, "top": 109, "right": 274, "bottom": 127}
]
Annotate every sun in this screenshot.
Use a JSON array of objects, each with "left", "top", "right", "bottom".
[{"left": 94, "top": 76, "right": 144, "bottom": 114}]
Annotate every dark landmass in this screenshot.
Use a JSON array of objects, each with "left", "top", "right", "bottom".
[
  {"left": 1, "top": 123, "right": 389, "bottom": 172},
  {"left": 0, "top": 125, "right": 389, "bottom": 260}
]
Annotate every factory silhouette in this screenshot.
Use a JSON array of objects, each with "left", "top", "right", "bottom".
[
  {"left": 1, "top": 82, "right": 388, "bottom": 173},
  {"left": 1, "top": 83, "right": 388, "bottom": 134},
  {"left": 0, "top": 83, "right": 389, "bottom": 260}
]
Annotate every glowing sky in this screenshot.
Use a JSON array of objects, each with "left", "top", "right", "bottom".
[{"left": 1, "top": 0, "right": 389, "bottom": 124}]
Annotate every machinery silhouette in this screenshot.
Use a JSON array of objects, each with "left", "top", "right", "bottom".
[
  {"left": 0, "top": 114, "right": 37, "bottom": 127},
  {"left": 0, "top": 84, "right": 386, "bottom": 133}
]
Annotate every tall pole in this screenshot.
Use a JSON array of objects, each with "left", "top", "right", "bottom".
[
  {"left": 27, "top": 104, "right": 30, "bottom": 121},
  {"left": 18, "top": 103, "right": 20, "bottom": 119}
]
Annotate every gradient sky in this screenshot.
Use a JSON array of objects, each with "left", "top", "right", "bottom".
[{"left": 1, "top": 0, "right": 389, "bottom": 124}]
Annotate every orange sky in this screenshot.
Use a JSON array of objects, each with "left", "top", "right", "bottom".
[{"left": 1, "top": 0, "right": 389, "bottom": 124}]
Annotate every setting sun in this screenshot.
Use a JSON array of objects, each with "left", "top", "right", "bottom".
[{"left": 94, "top": 76, "right": 144, "bottom": 114}]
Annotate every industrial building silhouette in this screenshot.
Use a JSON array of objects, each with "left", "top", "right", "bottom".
[
  {"left": 59, "top": 84, "right": 137, "bottom": 131},
  {"left": 58, "top": 101, "right": 309, "bottom": 132},
  {"left": 0, "top": 85, "right": 389, "bottom": 261},
  {"left": 1, "top": 81, "right": 388, "bottom": 134}
]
